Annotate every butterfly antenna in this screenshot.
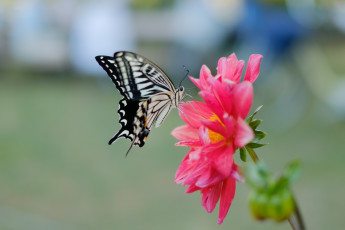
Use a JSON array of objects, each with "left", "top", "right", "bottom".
[{"left": 179, "top": 65, "right": 190, "bottom": 87}]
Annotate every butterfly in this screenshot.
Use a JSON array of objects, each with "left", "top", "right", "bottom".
[{"left": 95, "top": 51, "right": 184, "bottom": 156}]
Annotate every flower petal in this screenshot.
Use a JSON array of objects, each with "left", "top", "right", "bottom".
[
  {"left": 189, "top": 65, "right": 212, "bottom": 90},
  {"left": 175, "top": 149, "right": 201, "bottom": 184},
  {"left": 231, "top": 164, "right": 244, "bottom": 183},
  {"left": 207, "top": 77, "right": 233, "bottom": 115},
  {"left": 171, "top": 125, "right": 201, "bottom": 147},
  {"left": 195, "top": 167, "right": 212, "bottom": 187},
  {"left": 232, "top": 81, "right": 253, "bottom": 119},
  {"left": 217, "top": 54, "right": 242, "bottom": 83},
  {"left": 182, "top": 149, "right": 211, "bottom": 186},
  {"left": 201, "top": 182, "right": 222, "bottom": 213},
  {"left": 211, "top": 145, "right": 234, "bottom": 177},
  {"left": 185, "top": 184, "right": 200, "bottom": 193},
  {"left": 171, "top": 125, "right": 198, "bottom": 141},
  {"left": 201, "top": 119, "right": 226, "bottom": 138},
  {"left": 183, "top": 160, "right": 209, "bottom": 186},
  {"left": 233, "top": 60, "right": 245, "bottom": 83},
  {"left": 244, "top": 54, "right": 263, "bottom": 83},
  {"left": 234, "top": 117, "right": 254, "bottom": 148},
  {"left": 195, "top": 167, "right": 225, "bottom": 188},
  {"left": 189, "top": 76, "right": 202, "bottom": 90},
  {"left": 198, "top": 126, "right": 211, "bottom": 146},
  {"left": 217, "top": 57, "right": 228, "bottom": 78},
  {"left": 178, "top": 101, "right": 213, "bottom": 128},
  {"left": 218, "top": 177, "right": 236, "bottom": 225},
  {"left": 222, "top": 113, "right": 235, "bottom": 140},
  {"left": 200, "top": 65, "right": 213, "bottom": 86},
  {"left": 199, "top": 90, "right": 223, "bottom": 119}
]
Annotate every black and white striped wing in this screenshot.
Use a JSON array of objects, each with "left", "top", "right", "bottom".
[{"left": 95, "top": 51, "right": 176, "bottom": 100}]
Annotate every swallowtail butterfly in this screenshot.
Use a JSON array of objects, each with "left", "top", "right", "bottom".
[{"left": 95, "top": 51, "right": 184, "bottom": 156}]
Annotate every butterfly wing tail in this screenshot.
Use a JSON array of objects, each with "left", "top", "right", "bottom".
[
  {"left": 108, "top": 132, "right": 125, "bottom": 145},
  {"left": 109, "top": 132, "right": 136, "bottom": 157}
]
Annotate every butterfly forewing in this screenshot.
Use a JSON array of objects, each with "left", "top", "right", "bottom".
[
  {"left": 95, "top": 55, "right": 141, "bottom": 100},
  {"left": 96, "top": 52, "right": 175, "bottom": 100}
]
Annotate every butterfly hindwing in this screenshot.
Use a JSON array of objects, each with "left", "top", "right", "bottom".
[
  {"left": 145, "top": 92, "right": 175, "bottom": 129},
  {"left": 109, "top": 98, "right": 137, "bottom": 144},
  {"left": 109, "top": 98, "right": 150, "bottom": 148}
]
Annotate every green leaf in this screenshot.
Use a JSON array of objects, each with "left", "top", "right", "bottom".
[
  {"left": 282, "top": 160, "right": 301, "bottom": 184},
  {"left": 250, "top": 119, "right": 262, "bottom": 130},
  {"left": 245, "top": 146, "right": 259, "bottom": 163},
  {"left": 240, "top": 148, "right": 247, "bottom": 162},
  {"left": 247, "top": 142, "right": 268, "bottom": 149},
  {"left": 254, "top": 130, "right": 267, "bottom": 140},
  {"left": 273, "top": 160, "right": 301, "bottom": 190},
  {"left": 274, "top": 177, "right": 289, "bottom": 191},
  {"left": 246, "top": 161, "right": 270, "bottom": 189},
  {"left": 247, "top": 105, "right": 263, "bottom": 123}
]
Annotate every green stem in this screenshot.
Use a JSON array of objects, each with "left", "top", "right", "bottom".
[{"left": 245, "top": 146, "right": 259, "bottom": 163}]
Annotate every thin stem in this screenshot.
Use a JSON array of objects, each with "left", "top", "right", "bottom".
[
  {"left": 288, "top": 194, "right": 306, "bottom": 230},
  {"left": 245, "top": 146, "right": 259, "bottom": 163},
  {"left": 288, "top": 215, "right": 298, "bottom": 230}
]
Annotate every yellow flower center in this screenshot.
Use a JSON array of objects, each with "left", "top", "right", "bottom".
[
  {"left": 209, "top": 130, "right": 224, "bottom": 143},
  {"left": 208, "top": 114, "right": 225, "bottom": 143}
]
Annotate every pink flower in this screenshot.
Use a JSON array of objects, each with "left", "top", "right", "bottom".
[{"left": 172, "top": 53, "right": 263, "bottom": 224}]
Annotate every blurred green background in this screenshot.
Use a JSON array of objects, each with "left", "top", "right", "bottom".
[{"left": 1, "top": 0, "right": 345, "bottom": 229}]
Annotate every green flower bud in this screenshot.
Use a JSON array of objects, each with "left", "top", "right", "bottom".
[
  {"left": 268, "top": 190, "right": 295, "bottom": 222},
  {"left": 249, "top": 189, "right": 295, "bottom": 222},
  {"left": 246, "top": 161, "right": 300, "bottom": 222},
  {"left": 249, "top": 191, "right": 268, "bottom": 220}
]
